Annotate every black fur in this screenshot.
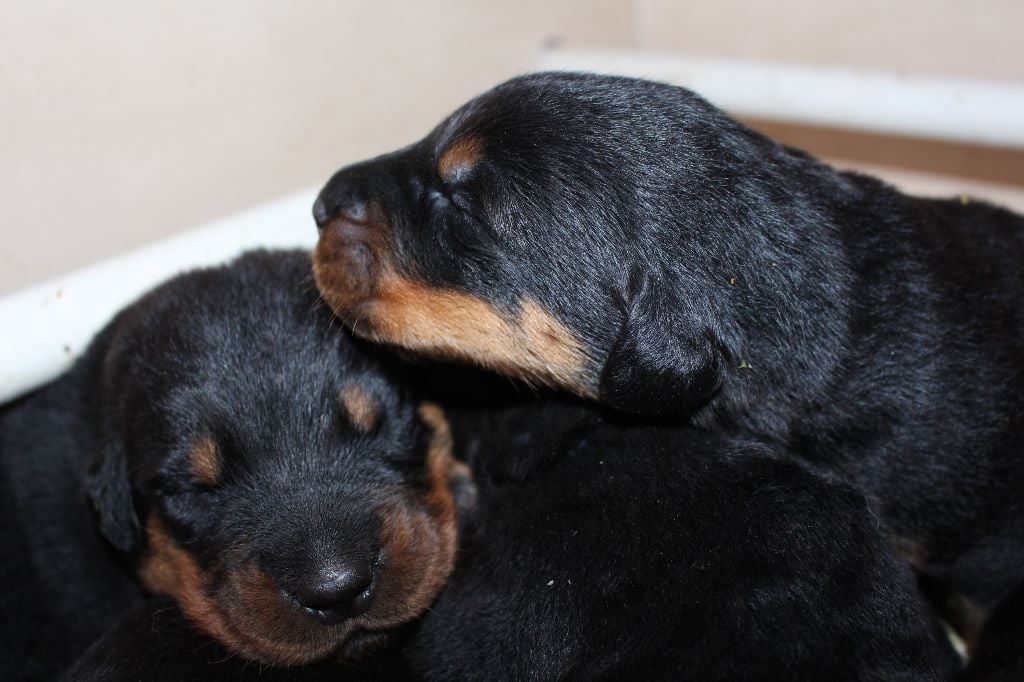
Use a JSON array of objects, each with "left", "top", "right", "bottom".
[
  {"left": 63, "top": 387, "right": 960, "bottom": 681},
  {"left": 0, "top": 366, "right": 140, "bottom": 680},
  {"left": 405, "top": 395, "right": 958, "bottom": 680},
  {"left": 1, "top": 250, "right": 449, "bottom": 678},
  {"left": 311, "top": 73, "right": 1024, "bottom": 669}
]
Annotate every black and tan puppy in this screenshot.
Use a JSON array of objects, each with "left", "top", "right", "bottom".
[
  {"left": 0, "top": 250, "right": 464, "bottom": 679},
  {"left": 311, "top": 73, "right": 1024, "bottom": 668},
  {"left": 67, "top": 387, "right": 959, "bottom": 681}
]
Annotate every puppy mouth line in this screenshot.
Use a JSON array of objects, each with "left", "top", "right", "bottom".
[{"left": 218, "top": 598, "right": 359, "bottom": 664}]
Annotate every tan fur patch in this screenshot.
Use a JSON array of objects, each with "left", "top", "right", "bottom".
[
  {"left": 139, "top": 516, "right": 346, "bottom": 665},
  {"left": 188, "top": 436, "right": 222, "bottom": 487},
  {"left": 340, "top": 385, "right": 380, "bottom": 432},
  {"left": 373, "top": 497, "right": 457, "bottom": 626},
  {"left": 438, "top": 137, "right": 483, "bottom": 181},
  {"left": 139, "top": 515, "right": 249, "bottom": 655},
  {"left": 312, "top": 201, "right": 393, "bottom": 302},
  {"left": 418, "top": 402, "right": 458, "bottom": 523},
  {"left": 368, "top": 404, "right": 461, "bottom": 625},
  {"left": 362, "top": 280, "right": 594, "bottom": 395}
]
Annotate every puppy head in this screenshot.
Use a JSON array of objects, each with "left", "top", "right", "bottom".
[
  {"left": 309, "top": 73, "right": 783, "bottom": 414},
  {"left": 84, "top": 251, "right": 470, "bottom": 665}
]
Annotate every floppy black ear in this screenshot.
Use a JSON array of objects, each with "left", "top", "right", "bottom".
[
  {"left": 598, "top": 272, "right": 723, "bottom": 415},
  {"left": 86, "top": 441, "right": 143, "bottom": 555}
]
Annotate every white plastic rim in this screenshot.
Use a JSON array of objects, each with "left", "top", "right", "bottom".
[
  {"left": 0, "top": 188, "right": 319, "bottom": 404},
  {"left": 535, "top": 50, "right": 1024, "bottom": 149}
]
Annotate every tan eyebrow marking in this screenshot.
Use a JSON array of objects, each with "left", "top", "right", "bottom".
[
  {"left": 438, "top": 136, "right": 483, "bottom": 181},
  {"left": 188, "top": 435, "right": 222, "bottom": 486},
  {"left": 340, "top": 384, "right": 381, "bottom": 432}
]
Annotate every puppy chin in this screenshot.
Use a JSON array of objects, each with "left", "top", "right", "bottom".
[
  {"left": 213, "top": 564, "right": 357, "bottom": 666},
  {"left": 140, "top": 519, "right": 360, "bottom": 666}
]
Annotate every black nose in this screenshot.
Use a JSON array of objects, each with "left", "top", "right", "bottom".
[
  {"left": 293, "top": 563, "right": 375, "bottom": 623},
  {"left": 312, "top": 196, "right": 331, "bottom": 228},
  {"left": 313, "top": 178, "right": 368, "bottom": 232}
]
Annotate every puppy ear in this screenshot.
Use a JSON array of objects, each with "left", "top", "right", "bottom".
[
  {"left": 86, "top": 441, "right": 143, "bottom": 554},
  {"left": 598, "top": 272, "right": 723, "bottom": 415}
]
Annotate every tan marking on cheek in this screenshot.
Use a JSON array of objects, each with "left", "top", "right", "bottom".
[
  {"left": 364, "top": 279, "right": 595, "bottom": 396},
  {"left": 438, "top": 136, "right": 483, "bottom": 181},
  {"left": 311, "top": 200, "right": 393, "bottom": 307},
  {"left": 139, "top": 515, "right": 237, "bottom": 647},
  {"left": 372, "top": 500, "right": 457, "bottom": 627},
  {"left": 230, "top": 564, "right": 283, "bottom": 626},
  {"left": 340, "top": 385, "right": 380, "bottom": 432},
  {"left": 188, "top": 436, "right": 221, "bottom": 487},
  {"left": 418, "top": 402, "right": 459, "bottom": 524},
  {"left": 367, "top": 405, "right": 465, "bottom": 627},
  {"left": 139, "top": 516, "right": 344, "bottom": 665}
]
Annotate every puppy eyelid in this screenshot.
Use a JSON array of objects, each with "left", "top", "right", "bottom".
[
  {"left": 428, "top": 188, "right": 451, "bottom": 207},
  {"left": 431, "top": 187, "right": 477, "bottom": 221}
]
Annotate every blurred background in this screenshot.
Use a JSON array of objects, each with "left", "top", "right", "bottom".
[{"left": 3, "top": 0, "right": 1023, "bottom": 295}]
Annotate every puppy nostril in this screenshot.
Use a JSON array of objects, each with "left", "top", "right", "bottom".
[
  {"left": 294, "top": 564, "right": 375, "bottom": 623},
  {"left": 314, "top": 195, "right": 372, "bottom": 233}
]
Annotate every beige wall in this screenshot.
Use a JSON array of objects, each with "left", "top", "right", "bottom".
[
  {"left": 635, "top": 0, "right": 1024, "bottom": 82},
  {"left": 2, "top": 0, "right": 1022, "bottom": 295},
  {"left": 0, "top": 0, "right": 632, "bottom": 294}
]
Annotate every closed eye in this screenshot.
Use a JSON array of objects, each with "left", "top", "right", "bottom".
[
  {"left": 428, "top": 188, "right": 451, "bottom": 209},
  {"left": 430, "top": 185, "right": 479, "bottom": 220},
  {"left": 431, "top": 183, "right": 486, "bottom": 227}
]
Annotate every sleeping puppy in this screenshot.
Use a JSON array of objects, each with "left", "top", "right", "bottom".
[
  {"left": 0, "top": 250, "right": 466, "bottom": 679},
  {"left": 310, "top": 72, "right": 1024, "bottom": 667},
  {"left": 68, "top": 387, "right": 959, "bottom": 681}
]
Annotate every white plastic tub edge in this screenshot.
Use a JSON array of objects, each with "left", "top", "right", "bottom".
[
  {"left": 535, "top": 49, "right": 1024, "bottom": 149},
  {"left": 0, "top": 188, "right": 319, "bottom": 404}
]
